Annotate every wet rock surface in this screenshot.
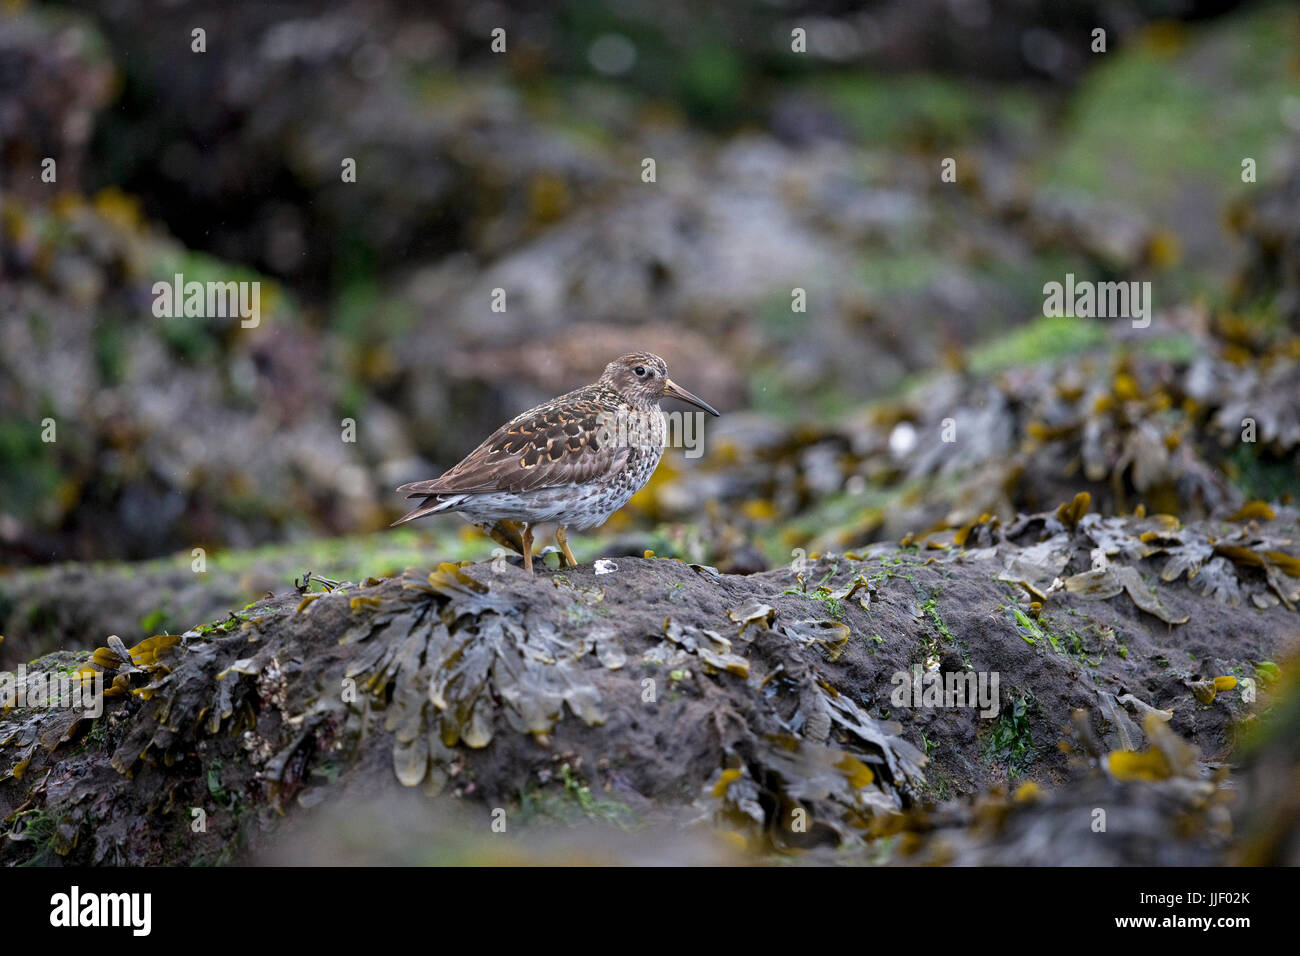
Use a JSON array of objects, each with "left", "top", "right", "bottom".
[{"left": 2, "top": 506, "right": 1295, "bottom": 864}]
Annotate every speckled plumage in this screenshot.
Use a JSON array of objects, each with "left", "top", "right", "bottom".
[{"left": 393, "top": 352, "right": 718, "bottom": 571}]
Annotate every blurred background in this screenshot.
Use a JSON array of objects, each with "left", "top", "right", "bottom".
[{"left": 1, "top": 0, "right": 1298, "bottom": 654}]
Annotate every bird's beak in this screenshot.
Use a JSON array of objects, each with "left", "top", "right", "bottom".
[{"left": 663, "top": 378, "right": 720, "bottom": 417}]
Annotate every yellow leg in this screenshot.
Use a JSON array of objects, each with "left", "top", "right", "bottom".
[
  {"left": 556, "top": 526, "right": 578, "bottom": 567},
  {"left": 521, "top": 523, "right": 534, "bottom": 574}
]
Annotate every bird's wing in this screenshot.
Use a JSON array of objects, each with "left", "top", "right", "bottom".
[{"left": 396, "top": 393, "right": 630, "bottom": 497}]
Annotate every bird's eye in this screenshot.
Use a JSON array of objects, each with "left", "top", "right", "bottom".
[{"left": 634, "top": 366, "right": 646, "bottom": 377}]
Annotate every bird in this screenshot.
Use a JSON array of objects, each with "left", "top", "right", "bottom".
[{"left": 393, "top": 352, "right": 720, "bottom": 573}]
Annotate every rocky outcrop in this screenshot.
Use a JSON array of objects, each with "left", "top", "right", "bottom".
[{"left": 2, "top": 504, "right": 1295, "bottom": 864}]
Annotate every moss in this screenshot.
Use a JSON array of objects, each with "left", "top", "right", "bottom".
[
  {"left": 1036, "top": 3, "right": 1298, "bottom": 304},
  {"left": 332, "top": 278, "right": 413, "bottom": 345},
  {"left": 1224, "top": 445, "right": 1298, "bottom": 503},
  {"left": 66, "top": 716, "right": 109, "bottom": 758},
  {"left": 756, "top": 482, "right": 916, "bottom": 564},
  {"left": 92, "top": 318, "right": 127, "bottom": 385},
  {"left": 146, "top": 247, "right": 297, "bottom": 362},
  {"left": 139, "top": 607, "right": 169, "bottom": 635},
  {"left": 920, "top": 595, "right": 954, "bottom": 642},
  {"left": 964, "top": 311, "right": 1202, "bottom": 377},
  {"left": 1063, "top": 628, "right": 1103, "bottom": 667},
  {"left": 515, "top": 765, "right": 642, "bottom": 832},
  {"left": 678, "top": 42, "right": 748, "bottom": 121},
  {"left": 810, "top": 73, "right": 1045, "bottom": 148},
  {"left": 982, "top": 694, "right": 1038, "bottom": 778},
  {"left": 746, "top": 358, "right": 857, "bottom": 423},
  {"left": 207, "top": 759, "right": 236, "bottom": 809},
  {"left": 1041, "top": 6, "right": 1296, "bottom": 202},
  {"left": 9, "top": 809, "right": 57, "bottom": 867},
  {"left": 917, "top": 766, "right": 955, "bottom": 802},
  {"left": 0, "top": 419, "right": 63, "bottom": 522},
  {"left": 967, "top": 314, "right": 1108, "bottom": 375},
  {"left": 859, "top": 250, "right": 956, "bottom": 297},
  {"left": 194, "top": 526, "right": 474, "bottom": 582}
]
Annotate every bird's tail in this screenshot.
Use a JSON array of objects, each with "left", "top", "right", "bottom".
[{"left": 390, "top": 494, "right": 465, "bottom": 526}]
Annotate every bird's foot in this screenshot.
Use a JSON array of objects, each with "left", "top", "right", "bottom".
[{"left": 556, "top": 526, "right": 578, "bottom": 568}]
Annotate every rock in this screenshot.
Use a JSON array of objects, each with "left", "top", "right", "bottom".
[{"left": 1, "top": 505, "right": 1295, "bottom": 864}]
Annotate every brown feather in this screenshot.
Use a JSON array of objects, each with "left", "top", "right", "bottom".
[
  {"left": 390, "top": 497, "right": 449, "bottom": 526},
  {"left": 396, "top": 385, "right": 631, "bottom": 497}
]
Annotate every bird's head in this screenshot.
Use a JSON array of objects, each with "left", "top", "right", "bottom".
[{"left": 599, "top": 352, "right": 720, "bottom": 416}]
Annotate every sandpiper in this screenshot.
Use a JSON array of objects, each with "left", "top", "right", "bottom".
[{"left": 393, "top": 352, "right": 719, "bottom": 572}]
